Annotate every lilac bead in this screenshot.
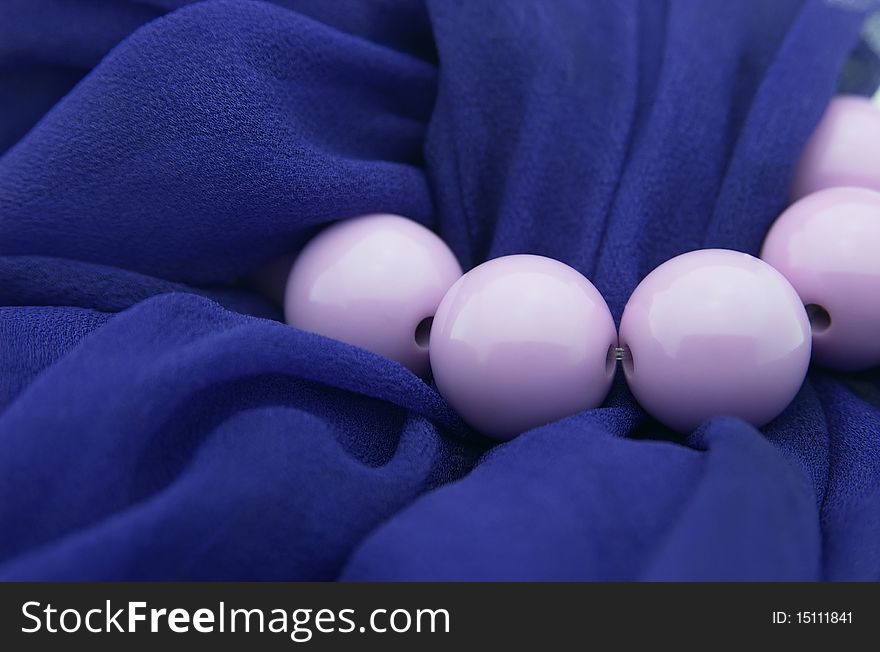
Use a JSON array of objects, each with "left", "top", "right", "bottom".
[
  {"left": 792, "top": 95, "right": 880, "bottom": 200},
  {"left": 429, "top": 255, "right": 617, "bottom": 440},
  {"left": 284, "top": 214, "right": 462, "bottom": 375},
  {"left": 761, "top": 187, "right": 880, "bottom": 371},
  {"left": 619, "top": 250, "right": 811, "bottom": 433}
]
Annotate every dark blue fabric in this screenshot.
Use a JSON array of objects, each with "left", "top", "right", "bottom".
[{"left": 0, "top": 0, "right": 878, "bottom": 581}]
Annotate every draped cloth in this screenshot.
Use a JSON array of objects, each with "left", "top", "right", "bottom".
[{"left": 1, "top": 0, "right": 879, "bottom": 580}]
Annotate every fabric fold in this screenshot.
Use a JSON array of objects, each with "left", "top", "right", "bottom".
[{"left": 0, "top": 0, "right": 878, "bottom": 580}]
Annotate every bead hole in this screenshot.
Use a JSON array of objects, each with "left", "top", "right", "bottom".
[
  {"left": 607, "top": 345, "right": 634, "bottom": 377},
  {"left": 605, "top": 344, "right": 617, "bottom": 377},
  {"left": 805, "top": 304, "right": 831, "bottom": 334},
  {"left": 414, "top": 316, "right": 433, "bottom": 349},
  {"left": 620, "top": 344, "right": 634, "bottom": 377}
]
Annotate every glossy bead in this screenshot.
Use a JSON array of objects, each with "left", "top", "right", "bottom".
[
  {"left": 618, "top": 250, "right": 811, "bottom": 433},
  {"left": 284, "top": 214, "right": 462, "bottom": 375},
  {"left": 429, "top": 254, "right": 617, "bottom": 440},
  {"left": 761, "top": 187, "right": 880, "bottom": 371},
  {"left": 792, "top": 95, "right": 880, "bottom": 200}
]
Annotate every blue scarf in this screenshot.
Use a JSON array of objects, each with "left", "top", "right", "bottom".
[{"left": 1, "top": 0, "right": 878, "bottom": 580}]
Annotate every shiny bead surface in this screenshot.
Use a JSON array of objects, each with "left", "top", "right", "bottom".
[
  {"left": 284, "top": 214, "right": 462, "bottom": 375},
  {"left": 761, "top": 187, "right": 880, "bottom": 371},
  {"left": 619, "top": 249, "right": 811, "bottom": 433},
  {"left": 791, "top": 95, "right": 880, "bottom": 200},
  {"left": 429, "top": 254, "right": 617, "bottom": 440}
]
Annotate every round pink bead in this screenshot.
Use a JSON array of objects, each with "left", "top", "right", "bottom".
[
  {"left": 619, "top": 249, "right": 811, "bottom": 433},
  {"left": 792, "top": 95, "right": 880, "bottom": 200},
  {"left": 761, "top": 187, "right": 880, "bottom": 371},
  {"left": 429, "top": 254, "right": 617, "bottom": 440},
  {"left": 284, "top": 214, "right": 462, "bottom": 375}
]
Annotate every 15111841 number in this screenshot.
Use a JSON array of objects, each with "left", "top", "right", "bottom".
[{"left": 797, "top": 612, "right": 852, "bottom": 624}]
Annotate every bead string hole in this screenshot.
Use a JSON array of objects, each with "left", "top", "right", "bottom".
[
  {"left": 805, "top": 303, "right": 831, "bottom": 334},
  {"left": 605, "top": 344, "right": 618, "bottom": 376},
  {"left": 619, "top": 344, "right": 634, "bottom": 377},
  {"left": 414, "top": 316, "right": 433, "bottom": 349}
]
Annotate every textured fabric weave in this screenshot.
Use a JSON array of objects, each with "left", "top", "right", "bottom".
[{"left": 1, "top": 0, "right": 878, "bottom": 580}]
